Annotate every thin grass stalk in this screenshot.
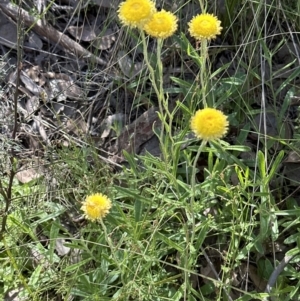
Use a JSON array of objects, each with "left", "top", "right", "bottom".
[
  {"left": 140, "top": 30, "right": 172, "bottom": 163},
  {"left": 183, "top": 140, "right": 205, "bottom": 300},
  {"left": 3, "top": 236, "right": 37, "bottom": 300},
  {"left": 0, "top": 0, "right": 23, "bottom": 240}
]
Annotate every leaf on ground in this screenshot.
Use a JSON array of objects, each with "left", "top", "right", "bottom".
[
  {"left": 118, "top": 50, "right": 144, "bottom": 78},
  {"left": 27, "top": 96, "right": 40, "bottom": 114},
  {"left": 16, "top": 168, "right": 41, "bottom": 183},
  {"left": 65, "top": 113, "right": 87, "bottom": 136},
  {"left": 276, "top": 42, "right": 300, "bottom": 65},
  {"left": 68, "top": 24, "right": 100, "bottom": 42},
  {"left": 109, "top": 107, "right": 161, "bottom": 163},
  {"left": 100, "top": 113, "right": 125, "bottom": 139},
  {"left": 201, "top": 264, "right": 218, "bottom": 284},
  {"left": 24, "top": 31, "right": 43, "bottom": 50},
  {"left": 25, "top": 65, "right": 46, "bottom": 86},
  {"left": 283, "top": 163, "right": 300, "bottom": 186},
  {"left": 92, "top": 28, "right": 116, "bottom": 50},
  {"left": 284, "top": 150, "right": 300, "bottom": 163},
  {"left": 20, "top": 70, "right": 45, "bottom": 96},
  {"left": 139, "top": 135, "right": 161, "bottom": 157},
  {"left": 55, "top": 238, "right": 71, "bottom": 256},
  {"left": 47, "top": 78, "right": 83, "bottom": 101},
  {"left": 0, "top": 19, "right": 18, "bottom": 49},
  {"left": 4, "top": 286, "right": 26, "bottom": 301},
  {"left": 240, "top": 263, "right": 267, "bottom": 292},
  {"left": 16, "top": 166, "right": 43, "bottom": 183}
]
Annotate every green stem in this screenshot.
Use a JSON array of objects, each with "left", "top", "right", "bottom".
[
  {"left": 140, "top": 31, "right": 169, "bottom": 162},
  {"left": 200, "top": 38, "right": 208, "bottom": 107},
  {"left": 156, "top": 38, "right": 164, "bottom": 106},
  {"left": 184, "top": 140, "right": 206, "bottom": 300},
  {"left": 99, "top": 219, "right": 125, "bottom": 285},
  {"left": 140, "top": 31, "right": 164, "bottom": 111},
  {"left": 156, "top": 38, "right": 168, "bottom": 153},
  {"left": 198, "top": 0, "right": 206, "bottom": 12},
  {"left": 190, "top": 140, "right": 206, "bottom": 247}
]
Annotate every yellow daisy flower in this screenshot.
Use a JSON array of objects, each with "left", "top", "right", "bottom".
[
  {"left": 188, "top": 13, "right": 222, "bottom": 40},
  {"left": 190, "top": 108, "right": 229, "bottom": 141},
  {"left": 144, "top": 10, "right": 178, "bottom": 39},
  {"left": 81, "top": 193, "right": 112, "bottom": 221},
  {"left": 118, "top": 0, "right": 156, "bottom": 28}
]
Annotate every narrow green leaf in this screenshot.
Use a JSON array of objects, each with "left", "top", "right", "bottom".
[
  {"left": 154, "top": 232, "right": 184, "bottom": 252},
  {"left": 29, "top": 265, "right": 43, "bottom": 287},
  {"left": 49, "top": 222, "right": 60, "bottom": 264},
  {"left": 266, "top": 150, "right": 284, "bottom": 182},
  {"left": 115, "top": 186, "right": 152, "bottom": 205},
  {"left": 286, "top": 247, "right": 300, "bottom": 257},
  {"left": 194, "top": 222, "right": 209, "bottom": 250},
  {"left": 134, "top": 199, "right": 144, "bottom": 223},
  {"left": 257, "top": 151, "right": 266, "bottom": 179},
  {"left": 8, "top": 215, "right": 36, "bottom": 239},
  {"left": 63, "top": 258, "right": 92, "bottom": 272}
]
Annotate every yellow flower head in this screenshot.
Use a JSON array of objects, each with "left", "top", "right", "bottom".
[
  {"left": 188, "top": 13, "right": 222, "bottom": 40},
  {"left": 118, "top": 0, "right": 156, "bottom": 28},
  {"left": 144, "top": 10, "right": 178, "bottom": 39},
  {"left": 190, "top": 108, "right": 228, "bottom": 141},
  {"left": 81, "top": 193, "right": 112, "bottom": 221}
]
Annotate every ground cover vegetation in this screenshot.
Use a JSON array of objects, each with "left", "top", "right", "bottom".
[{"left": 0, "top": 0, "right": 300, "bottom": 300}]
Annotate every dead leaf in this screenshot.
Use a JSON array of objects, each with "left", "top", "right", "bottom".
[
  {"left": 201, "top": 264, "right": 218, "bottom": 284},
  {"left": 139, "top": 135, "right": 161, "bottom": 157},
  {"left": 92, "top": 28, "right": 116, "bottom": 50},
  {"left": 276, "top": 42, "right": 300, "bottom": 65},
  {"left": 55, "top": 238, "right": 71, "bottom": 256},
  {"left": 47, "top": 78, "right": 83, "bottom": 101},
  {"left": 249, "top": 111, "right": 293, "bottom": 151},
  {"left": 290, "top": 93, "right": 300, "bottom": 106},
  {"left": 33, "top": 115, "right": 51, "bottom": 145},
  {"left": 50, "top": 102, "right": 65, "bottom": 116},
  {"left": 24, "top": 96, "right": 39, "bottom": 116},
  {"left": 283, "top": 163, "right": 300, "bottom": 186},
  {"left": 0, "top": 21, "right": 18, "bottom": 49},
  {"left": 109, "top": 107, "right": 161, "bottom": 163},
  {"left": 16, "top": 167, "right": 43, "bottom": 183},
  {"left": 4, "top": 286, "right": 26, "bottom": 301},
  {"left": 67, "top": 24, "right": 100, "bottom": 42},
  {"left": 284, "top": 150, "right": 300, "bottom": 163},
  {"left": 65, "top": 114, "right": 87, "bottom": 135},
  {"left": 118, "top": 50, "right": 144, "bottom": 78},
  {"left": 251, "top": 112, "right": 280, "bottom": 138},
  {"left": 20, "top": 70, "right": 44, "bottom": 95},
  {"left": 240, "top": 263, "right": 268, "bottom": 292},
  {"left": 100, "top": 113, "right": 125, "bottom": 139},
  {"left": 24, "top": 31, "right": 43, "bottom": 50},
  {"left": 25, "top": 65, "right": 46, "bottom": 86}
]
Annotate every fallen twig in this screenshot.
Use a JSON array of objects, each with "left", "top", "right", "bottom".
[{"left": 0, "top": 0, "right": 107, "bottom": 66}]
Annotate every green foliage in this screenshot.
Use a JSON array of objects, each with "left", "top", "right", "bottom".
[{"left": 1, "top": 0, "right": 300, "bottom": 300}]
